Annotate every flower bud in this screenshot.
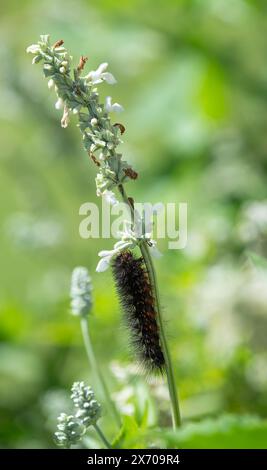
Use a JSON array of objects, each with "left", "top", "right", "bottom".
[
  {"left": 71, "top": 382, "right": 101, "bottom": 427},
  {"left": 48, "top": 79, "right": 54, "bottom": 89},
  {"left": 70, "top": 267, "right": 93, "bottom": 317},
  {"left": 91, "top": 118, "right": 98, "bottom": 126},
  {"left": 55, "top": 413, "right": 85, "bottom": 448}
]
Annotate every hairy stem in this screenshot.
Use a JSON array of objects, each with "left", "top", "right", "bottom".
[
  {"left": 117, "top": 184, "right": 181, "bottom": 429},
  {"left": 80, "top": 318, "right": 121, "bottom": 428},
  {"left": 93, "top": 423, "right": 112, "bottom": 449}
]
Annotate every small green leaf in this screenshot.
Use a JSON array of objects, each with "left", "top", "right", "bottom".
[
  {"left": 161, "top": 415, "right": 267, "bottom": 449},
  {"left": 112, "top": 415, "right": 147, "bottom": 449}
]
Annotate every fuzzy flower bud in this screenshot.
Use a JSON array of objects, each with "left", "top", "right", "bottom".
[
  {"left": 55, "top": 413, "right": 85, "bottom": 448},
  {"left": 43, "top": 63, "right": 52, "bottom": 71},
  {"left": 55, "top": 97, "right": 64, "bottom": 110},
  {"left": 48, "top": 78, "right": 54, "bottom": 89},
  {"left": 71, "top": 382, "right": 101, "bottom": 427},
  {"left": 70, "top": 267, "right": 93, "bottom": 317}
]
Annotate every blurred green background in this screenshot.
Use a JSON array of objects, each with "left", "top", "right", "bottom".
[{"left": 1, "top": 0, "right": 267, "bottom": 448}]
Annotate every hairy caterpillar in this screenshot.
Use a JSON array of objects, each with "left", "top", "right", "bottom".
[{"left": 112, "top": 251, "right": 165, "bottom": 372}]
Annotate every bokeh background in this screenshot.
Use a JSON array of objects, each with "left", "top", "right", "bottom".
[{"left": 1, "top": 0, "right": 267, "bottom": 448}]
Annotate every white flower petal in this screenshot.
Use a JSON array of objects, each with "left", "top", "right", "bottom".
[
  {"left": 102, "top": 72, "right": 117, "bottom": 85},
  {"left": 96, "top": 257, "right": 111, "bottom": 272},
  {"left": 98, "top": 249, "right": 115, "bottom": 257},
  {"left": 55, "top": 98, "right": 64, "bottom": 110},
  {"left": 90, "top": 74, "right": 102, "bottom": 85},
  {"left": 54, "top": 46, "right": 66, "bottom": 52},
  {"left": 97, "top": 62, "right": 108, "bottom": 74},
  {"left": 105, "top": 96, "right": 112, "bottom": 112},
  {"left": 113, "top": 241, "right": 131, "bottom": 251},
  {"left": 26, "top": 44, "right": 40, "bottom": 54},
  {"left": 105, "top": 96, "right": 123, "bottom": 113},
  {"left": 48, "top": 79, "right": 54, "bottom": 90},
  {"left": 103, "top": 189, "right": 119, "bottom": 206},
  {"left": 111, "top": 102, "right": 124, "bottom": 113}
]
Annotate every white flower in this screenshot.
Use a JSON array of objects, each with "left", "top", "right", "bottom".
[
  {"left": 117, "top": 221, "right": 137, "bottom": 243},
  {"left": 96, "top": 251, "right": 114, "bottom": 273},
  {"left": 55, "top": 97, "right": 64, "bottom": 110},
  {"left": 105, "top": 96, "right": 124, "bottom": 113},
  {"left": 102, "top": 190, "right": 119, "bottom": 206},
  {"left": 96, "top": 240, "right": 133, "bottom": 273},
  {"left": 43, "top": 63, "right": 52, "bottom": 71},
  {"left": 61, "top": 105, "right": 70, "bottom": 128},
  {"left": 85, "top": 63, "right": 116, "bottom": 85},
  {"left": 48, "top": 79, "right": 54, "bottom": 90},
  {"left": 119, "top": 215, "right": 162, "bottom": 259},
  {"left": 70, "top": 267, "right": 93, "bottom": 317},
  {"left": 72, "top": 107, "right": 81, "bottom": 115},
  {"left": 26, "top": 44, "right": 40, "bottom": 54},
  {"left": 96, "top": 215, "right": 162, "bottom": 272},
  {"left": 59, "top": 66, "right": 66, "bottom": 74},
  {"left": 40, "top": 34, "right": 50, "bottom": 45}
]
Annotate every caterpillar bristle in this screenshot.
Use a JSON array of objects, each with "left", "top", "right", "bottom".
[{"left": 112, "top": 250, "right": 165, "bottom": 373}]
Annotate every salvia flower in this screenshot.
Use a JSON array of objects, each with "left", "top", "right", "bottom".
[
  {"left": 105, "top": 96, "right": 124, "bottom": 113},
  {"left": 85, "top": 62, "right": 117, "bottom": 85},
  {"left": 26, "top": 43, "right": 41, "bottom": 56},
  {"left": 130, "top": 210, "right": 163, "bottom": 258},
  {"left": 96, "top": 239, "right": 135, "bottom": 272},
  {"left": 96, "top": 215, "right": 162, "bottom": 272},
  {"left": 71, "top": 382, "right": 102, "bottom": 427},
  {"left": 27, "top": 35, "right": 137, "bottom": 204},
  {"left": 70, "top": 267, "right": 93, "bottom": 317},
  {"left": 130, "top": 215, "right": 162, "bottom": 258},
  {"left": 55, "top": 413, "right": 85, "bottom": 448},
  {"left": 102, "top": 189, "right": 119, "bottom": 206}
]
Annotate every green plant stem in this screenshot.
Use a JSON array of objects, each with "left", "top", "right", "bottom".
[
  {"left": 117, "top": 184, "right": 181, "bottom": 429},
  {"left": 93, "top": 423, "right": 112, "bottom": 449},
  {"left": 80, "top": 318, "right": 121, "bottom": 428},
  {"left": 140, "top": 243, "right": 181, "bottom": 428}
]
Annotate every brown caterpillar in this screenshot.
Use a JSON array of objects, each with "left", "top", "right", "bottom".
[{"left": 112, "top": 251, "right": 165, "bottom": 373}]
